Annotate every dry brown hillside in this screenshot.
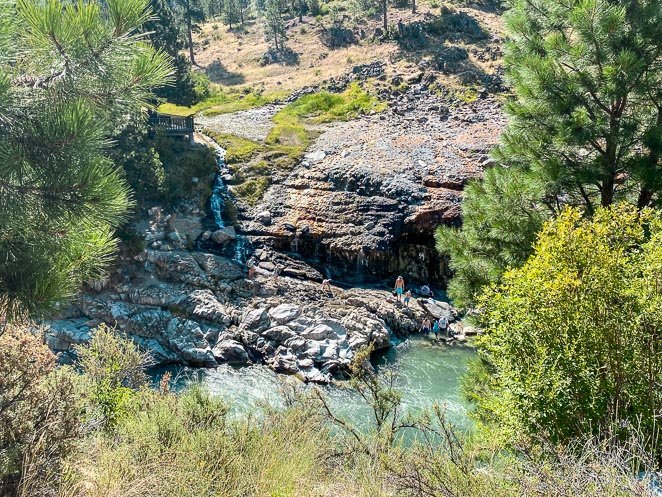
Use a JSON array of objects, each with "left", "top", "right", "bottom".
[{"left": 192, "top": 0, "right": 505, "bottom": 96}]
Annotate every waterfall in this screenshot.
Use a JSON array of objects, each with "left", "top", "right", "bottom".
[
  {"left": 209, "top": 145, "right": 228, "bottom": 230},
  {"left": 355, "top": 249, "right": 366, "bottom": 282},
  {"left": 204, "top": 134, "right": 252, "bottom": 264}
]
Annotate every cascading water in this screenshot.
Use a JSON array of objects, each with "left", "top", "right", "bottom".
[
  {"left": 205, "top": 136, "right": 252, "bottom": 264},
  {"left": 209, "top": 144, "right": 228, "bottom": 230}
]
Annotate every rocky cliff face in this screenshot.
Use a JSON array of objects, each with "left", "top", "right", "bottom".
[
  {"left": 241, "top": 89, "right": 504, "bottom": 283},
  {"left": 44, "top": 75, "right": 498, "bottom": 380}
]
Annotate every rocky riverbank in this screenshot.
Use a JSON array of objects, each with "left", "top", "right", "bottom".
[{"left": 44, "top": 239, "right": 468, "bottom": 382}]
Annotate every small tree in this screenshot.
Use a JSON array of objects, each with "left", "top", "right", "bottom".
[
  {"left": 0, "top": 324, "right": 82, "bottom": 495},
  {"left": 354, "top": 0, "right": 388, "bottom": 33},
  {"left": 76, "top": 325, "right": 152, "bottom": 429},
  {"left": 222, "top": 0, "right": 241, "bottom": 28},
  {"left": 264, "top": 0, "right": 287, "bottom": 50},
  {"left": 473, "top": 204, "right": 662, "bottom": 459}
]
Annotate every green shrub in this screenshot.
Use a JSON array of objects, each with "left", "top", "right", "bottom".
[
  {"left": 0, "top": 324, "right": 82, "bottom": 496},
  {"left": 473, "top": 205, "right": 662, "bottom": 457},
  {"left": 63, "top": 388, "right": 329, "bottom": 497},
  {"left": 152, "top": 134, "right": 217, "bottom": 202},
  {"left": 76, "top": 325, "right": 151, "bottom": 429},
  {"left": 204, "top": 131, "right": 264, "bottom": 164},
  {"left": 191, "top": 71, "right": 212, "bottom": 102}
]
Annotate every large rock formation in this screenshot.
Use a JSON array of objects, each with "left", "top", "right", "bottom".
[
  {"left": 43, "top": 81, "right": 492, "bottom": 381},
  {"left": 241, "top": 91, "right": 504, "bottom": 283},
  {"left": 45, "top": 239, "right": 451, "bottom": 382}
]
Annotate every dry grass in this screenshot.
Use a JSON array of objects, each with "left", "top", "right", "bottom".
[{"left": 193, "top": 1, "right": 505, "bottom": 96}]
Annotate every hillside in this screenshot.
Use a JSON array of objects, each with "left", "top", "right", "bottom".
[{"left": 191, "top": 1, "right": 505, "bottom": 97}]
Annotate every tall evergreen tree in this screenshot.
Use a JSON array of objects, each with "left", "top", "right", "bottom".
[
  {"left": 437, "top": 0, "right": 661, "bottom": 307},
  {"left": 264, "top": 0, "right": 286, "bottom": 50},
  {"left": 222, "top": 0, "right": 241, "bottom": 28},
  {"left": 174, "top": 0, "right": 205, "bottom": 65},
  {"left": 354, "top": 0, "right": 388, "bottom": 33},
  {"left": 0, "top": 0, "right": 171, "bottom": 319},
  {"left": 495, "top": 0, "right": 661, "bottom": 211},
  {"left": 145, "top": 0, "right": 198, "bottom": 105},
  {"left": 435, "top": 167, "right": 550, "bottom": 308}
]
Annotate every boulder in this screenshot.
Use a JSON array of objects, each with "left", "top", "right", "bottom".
[
  {"left": 305, "top": 150, "right": 326, "bottom": 162},
  {"left": 301, "top": 323, "right": 338, "bottom": 341},
  {"left": 342, "top": 313, "right": 391, "bottom": 351},
  {"left": 124, "top": 309, "right": 173, "bottom": 339},
  {"left": 213, "top": 339, "right": 250, "bottom": 364},
  {"left": 418, "top": 299, "right": 453, "bottom": 321},
  {"left": 262, "top": 325, "right": 297, "bottom": 343},
  {"left": 211, "top": 226, "right": 237, "bottom": 244},
  {"left": 268, "top": 303, "right": 300, "bottom": 325},
  {"left": 256, "top": 210, "right": 272, "bottom": 225},
  {"left": 272, "top": 347, "right": 299, "bottom": 374},
  {"left": 163, "top": 318, "right": 217, "bottom": 367},
  {"left": 43, "top": 319, "right": 92, "bottom": 352},
  {"left": 182, "top": 289, "right": 231, "bottom": 325},
  {"left": 241, "top": 308, "right": 270, "bottom": 333}
]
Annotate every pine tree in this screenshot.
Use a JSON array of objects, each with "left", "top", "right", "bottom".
[
  {"left": 222, "top": 0, "right": 242, "bottom": 28},
  {"left": 0, "top": 0, "right": 171, "bottom": 319},
  {"left": 495, "top": 0, "right": 662, "bottom": 211},
  {"left": 145, "top": 0, "right": 198, "bottom": 106},
  {"left": 173, "top": 0, "right": 206, "bottom": 65},
  {"left": 354, "top": 0, "right": 388, "bottom": 33},
  {"left": 264, "top": 0, "right": 287, "bottom": 50},
  {"left": 436, "top": 0, "right": 661, "bottom": 307},
  {"left": 435, "top": 167, "right": 550, "bottom": 307}
]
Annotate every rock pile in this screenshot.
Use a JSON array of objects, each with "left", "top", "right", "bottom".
[{"left": 45, "top": 245, "right": 437, "bottom": 383}]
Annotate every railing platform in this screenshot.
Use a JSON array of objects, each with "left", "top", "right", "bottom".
[{"left": 148, "top": 111, "right": 194, "bottom": 136}]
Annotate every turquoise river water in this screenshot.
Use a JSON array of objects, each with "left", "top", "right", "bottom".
[{"left": 152, "top": 337, "right": 476, "bottom": 428}]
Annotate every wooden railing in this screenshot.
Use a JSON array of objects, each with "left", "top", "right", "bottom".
[{"left": 148, "top": 111, "right": 194, "bottom": 135}]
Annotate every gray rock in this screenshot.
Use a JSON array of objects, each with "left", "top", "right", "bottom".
[
  {"left": 241, "top": 308, "right": 270, "bottom": 333},
  {"left": 301, "top": 323, "right": 338, "bottom": 341},
  {"left": 168, "top": 231, "right": 182, "bottom": 243},
  {"left": 213, "top": 339, "right": 249, "bottom": 364},
  {"left": 256, "top": 210, "right": 272, "bottom": 225},
  {"left": 268, "top": 303, "right": 300, "bottom": 324},
  {"left": 272, "top": 347, "right": 299, "bottom": 374},
  {"left": 182, "top": 290, "right": 231, "bottom": 325},
  {"left": 211, "top": 226, "right": 237, "bottom": 244},
  {"left": 43, "top": 319, "right": 92, "bottom": 352},
  {"left": 305, "top": 150, "right": 326, "bottom": 162},
  {"left": 164, "top": 318, "right": 216, "bottom": 367},
  {"left": 262, "top": 325, "right": 297, "bottom": 343}
]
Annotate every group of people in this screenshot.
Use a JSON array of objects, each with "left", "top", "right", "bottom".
[
  {"left": 394, "top": 275, "right": 453, "bottom": 340},
  {"left": 419, "top": 315, "right": 452, "bottom": 339}
]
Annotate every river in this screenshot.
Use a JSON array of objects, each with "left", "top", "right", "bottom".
[{"left": 151, "top": 337, "right": 476, "bottom": 428}]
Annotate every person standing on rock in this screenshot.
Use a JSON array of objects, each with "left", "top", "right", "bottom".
[
  {"left": 394, "top": 276, "right": 405, "bottom": 302},
  {"left": 420, "top": 316, "right": 431, "bottom": 334},
  {"left": 432, "top": 319, "right": 440, "bottom": 339},
  {"left": 321, "top": 278, "right": 332, "bottom": 296},
  {"left": 438, "top": 315, "right": 449, "bottom": 338},
  {"left": 273, "top": 264, "right": 282, "bottom": 281},
  {"left": 247, "top": 257, "right": 256, "bottom": 279},
  {"left": 404, "top": 290, "right": 412, "bottom": 307}
]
